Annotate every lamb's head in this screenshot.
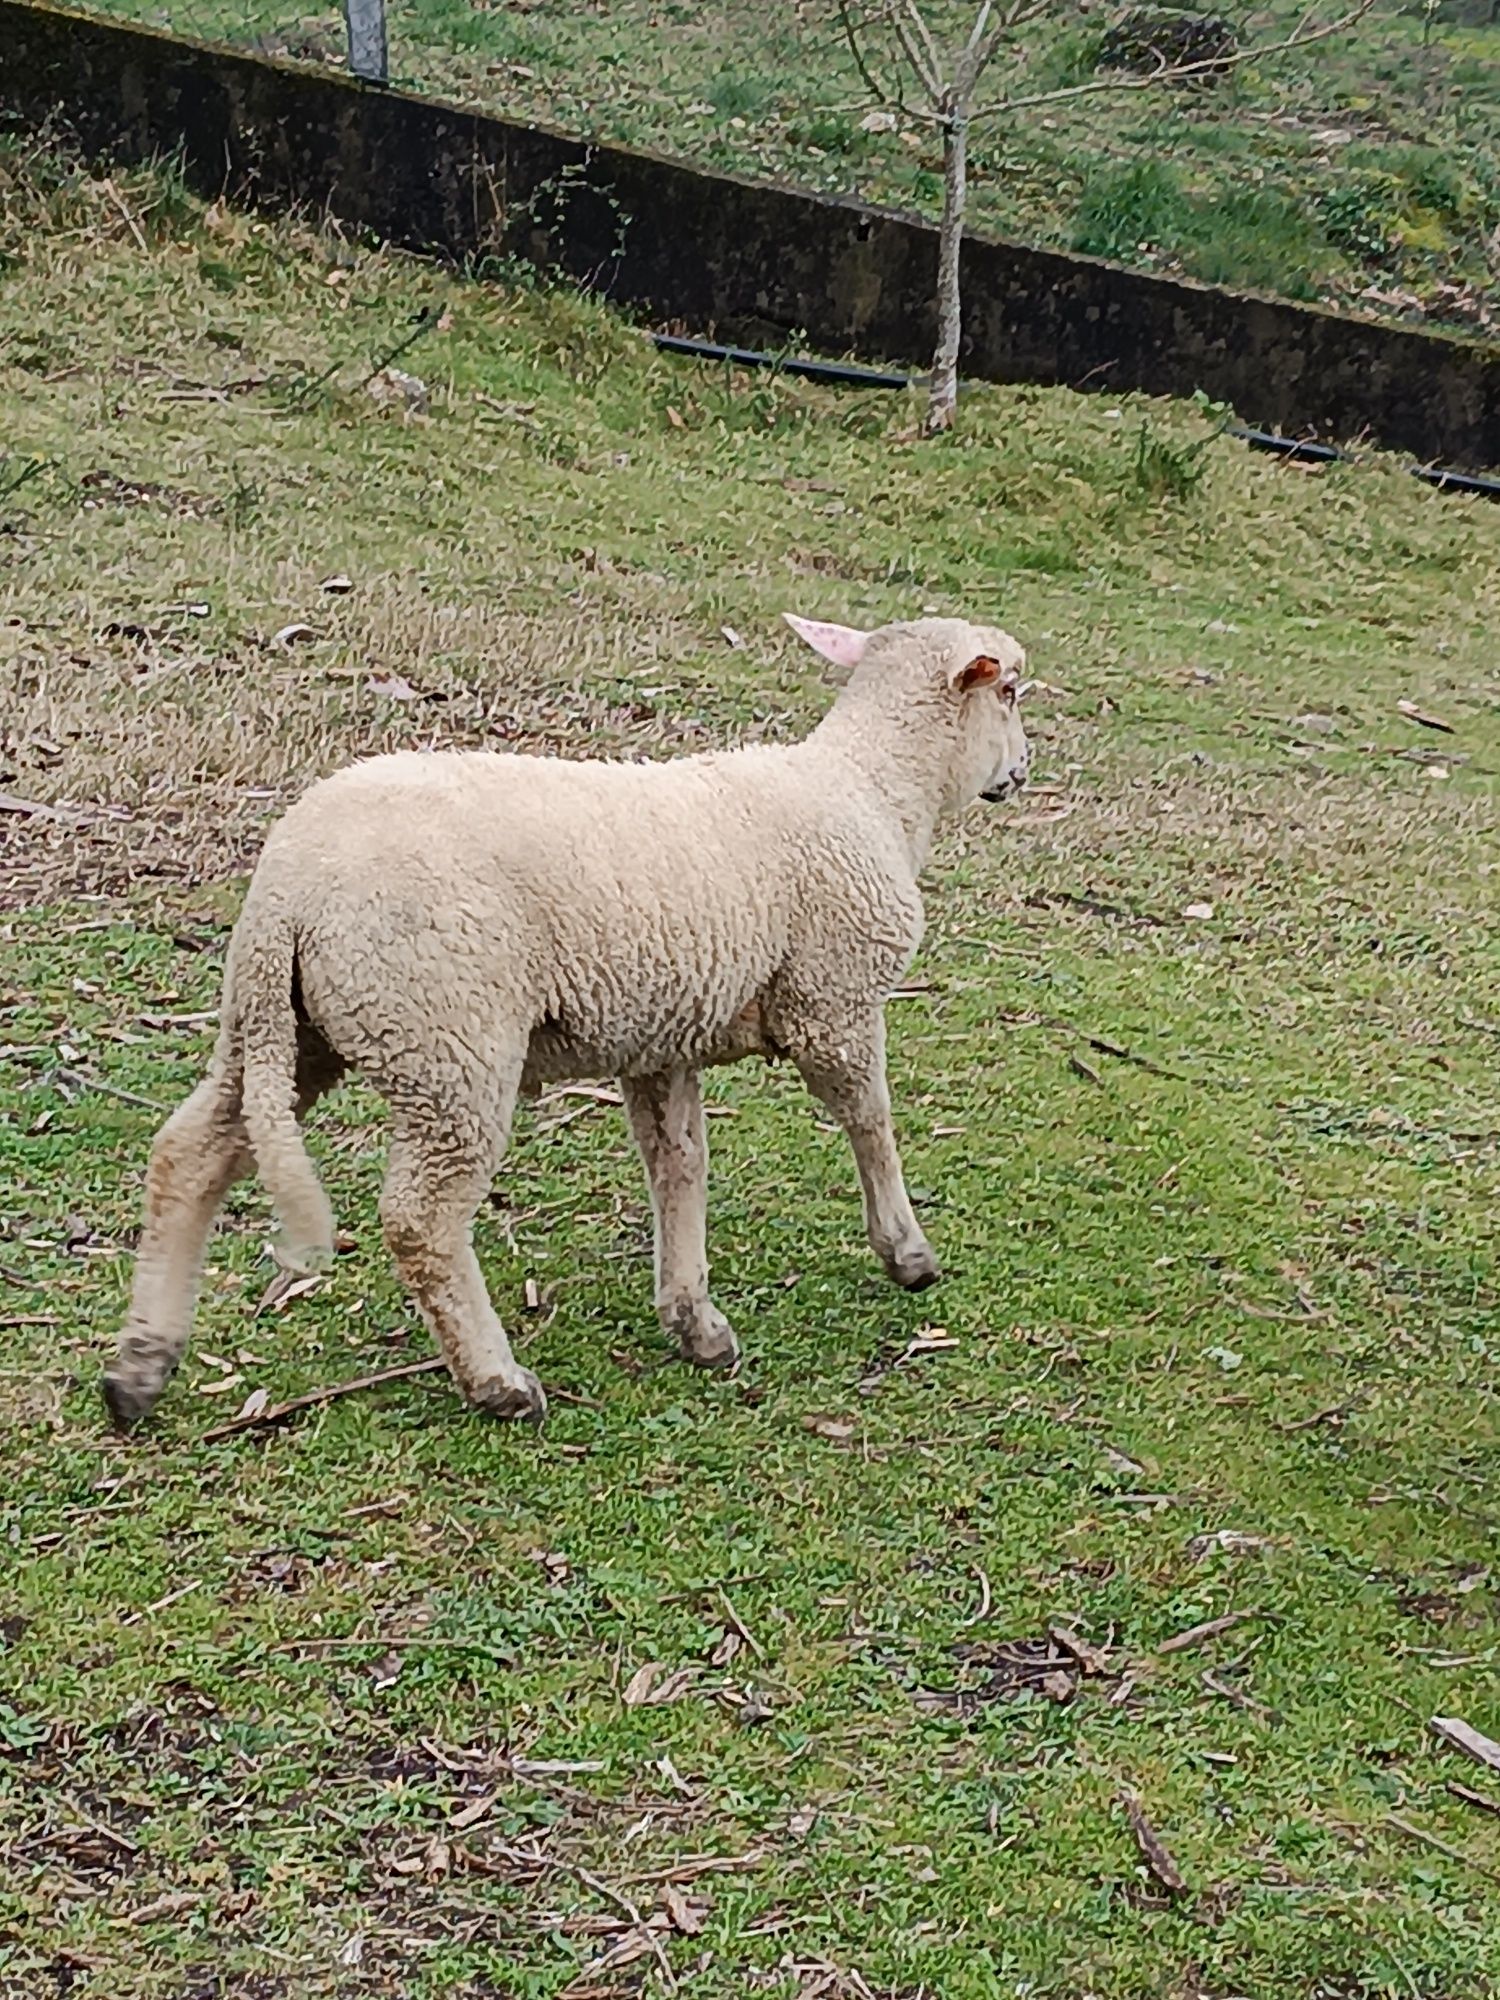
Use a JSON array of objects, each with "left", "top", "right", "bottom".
[{"left": 786, "top": 613, "right": 1030, "bottom": 812}]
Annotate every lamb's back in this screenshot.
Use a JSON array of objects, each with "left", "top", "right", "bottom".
[{"left": 254, "top": 746, "right": 841, "bottom": 1074}]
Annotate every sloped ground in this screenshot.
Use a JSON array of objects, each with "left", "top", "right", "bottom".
[{"left": 1, "top": 144, "right": 1499, "bottom": 1998}]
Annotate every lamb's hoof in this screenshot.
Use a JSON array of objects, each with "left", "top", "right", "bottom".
[
  {"left": 666, "top": 1301, "right": 740, "bottom": 1371},
  {"left": 885, "top": 1240, "right": 942, "bottom": 1292},
  {"left": 101, "top": 1368, "right": 161, "bottom": 1433},
  {"left": 470, "top": 1369, "right": 548, "bottom": 1425}
]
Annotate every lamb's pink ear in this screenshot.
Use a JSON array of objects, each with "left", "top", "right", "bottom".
[{"left": 783, "top": 614, "right": 870, "bottom": 670}]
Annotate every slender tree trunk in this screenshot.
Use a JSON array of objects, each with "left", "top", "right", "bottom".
[{"left": 926, "top": 106, "right": 968, "bottom": 435}]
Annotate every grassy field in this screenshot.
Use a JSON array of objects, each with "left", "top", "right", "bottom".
[
  {"left": 75, "top": 0, "right": 1500, "bottom": 335},
  {"left": 3, "top": 139, "right": 1500, "bottom": 1998}
]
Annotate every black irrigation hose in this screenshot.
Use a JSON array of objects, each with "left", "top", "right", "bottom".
[
  {"left": 1229, "top": 425, "right": 1500, "bottom": 502},
  {"left": 651, "top": 335, "right": 1499, "bottom": 500},
  {"left": 650, "top": 332, "right": 911, "bottom": 390},
  {"left": 1228, "top": 426, "right": 1345, "bottom": 465},
  {"left": 1405, "top": 463, "right": 1500, "bottom": 501}
]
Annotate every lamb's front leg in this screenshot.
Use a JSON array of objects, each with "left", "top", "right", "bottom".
[
  {"left": 791, "top": 1009, "right": 940, "bottom": 1292},
  {"left": 622, "top": 1067, "right": 739, "bottom": 1369}
]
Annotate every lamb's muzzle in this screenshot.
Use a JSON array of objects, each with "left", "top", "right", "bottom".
[{"left": 104, "top": 612, "right": 1031, "bottom": 1430}]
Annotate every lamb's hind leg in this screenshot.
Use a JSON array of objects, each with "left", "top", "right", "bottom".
[
  {"left": 104, "top": 1027, "right": 345, "bottom": 1430},
  {"left": 622, "top": 1066, "right": 738, "bottom": 1369},
  {"left": 104, "top": 1064, "right": 252, "bottom": 1430},
  {"left": 791, "top": 1009, "right": 940, "bottom": 1292},
  {"left": 380, "top": 1071, "right": 545, "bottom": 1423}
]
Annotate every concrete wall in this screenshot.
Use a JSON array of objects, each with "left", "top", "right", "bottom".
[{"left": 3, "top": 0, "right": 1497, "bottom": 468}]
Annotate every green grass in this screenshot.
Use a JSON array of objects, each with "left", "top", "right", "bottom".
[
  {"left": 2, "top": 142, "right": 1500, "bottom": 1998},
  {"left": 71, "top": 0, "right": 1500, "bottom": 334}
]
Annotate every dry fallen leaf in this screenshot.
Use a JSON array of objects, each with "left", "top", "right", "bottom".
[
  {"left": 905, "top": 1327, "right": 958, "bottom": 1357},
  {"left": 1049, "top": 1625, "right": 1112, "bottom": 1676},
  {"left": 666, "top": 405, "right": 686, "bottom": 429},
  {"left": 1182, "top": 901, "right": 1215, "bottom": 921},
  {"left": 255, "top": 1269, "right": 324, "bottom": 1317},
  {"left": 196, "top": 1371, "right": 245, "bottom": 1397},
  {"left": 622, "top": 1661, "right": 699, "bottom": 1707},
  {"left": 660, "top": 1882, "right": 708, "bottom": 1936},
  {"left": 367, "top": 367, "right": 428, "bottom": 413},
  {"left": 235, "top": 1386, "right": 270, "bottom": 1422},
  {"left": 1103, "top": 1444, "right": 1148, "bottom": 1478},
  {"left": 623, "top": 1661, "right": 666, "bottom": 1706},
  {"left": 320, "top": 574, "right": 354, "bottom": 594},
  {"left": 1187, "top": 1529, "right": 1273, "bottom": 1560},
  {"left": 270, "top": 622, "right": 318, "bottom": 649},
  {"left": 802, "top": 1413, "right": 858, "bottom": 1445},
  {"left": 1397, "top": 698, "right": 1455, "bottom": 734},
  {"left": 1121, "top": 1787, "right": 1188, "bottom": 1895},
  {"left": 448, "top": 1793, "right": 496, "bottom": 1830},
  {"left": 721, "top": 624, "right": 744, "bottom": 649},
  {"left": 366, "top": 672, "right": 422, "bottom": 702}
]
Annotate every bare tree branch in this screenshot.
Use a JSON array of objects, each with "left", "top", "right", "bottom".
[
  {"left": 836, "top": 0, "right": 924, "bottom": 117},
  {"left": 956, "top": 0, "right": 996, "bottom": 98},
  {"left": 832, "top": 0, "right": 1378, "bottom": 437},
  {"left": 968, "top": 0, "right": 1378, "bottom": 125},
  {"left": 837, "top": 0, "right": 891, "bottom": 104},
  {"left": 978, "top": 0, "right": 1051, "bottom": 65},
  {"left": 891, "top": 1, "right": 945, "bottom": 103},
  {"left": 901, "top": 0, "right": 948, "bottom": 98}
]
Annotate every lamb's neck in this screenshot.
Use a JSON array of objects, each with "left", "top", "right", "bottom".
[{"left": 807, "top": 696, "right": 948, "bottom": 869}]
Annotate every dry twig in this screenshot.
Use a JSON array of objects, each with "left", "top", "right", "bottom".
[
  {"left": 1430, "top": 1716, "right": 1500, "bottom": 1775},
  {"left": 201, "top": 1357, "right": 446, "bottom": 1441},
  {"left": 1158, "top": 1608, "right": 1262, "bottom": 1655}
]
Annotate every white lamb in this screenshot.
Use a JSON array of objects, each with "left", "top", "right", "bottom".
[{"left": 103, "top": 614, "right": 1030, "bottom": 1430}]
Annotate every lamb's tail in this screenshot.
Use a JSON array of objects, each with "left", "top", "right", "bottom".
[{"left": 229, "top": 908, "right": 335, "bottom": 1275}]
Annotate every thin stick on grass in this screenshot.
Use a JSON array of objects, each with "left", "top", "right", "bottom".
[
  {"left": 471, "top": 1843, "right": 676, "bottom": 1990},
  {"left": 121, "top": 1579, "right": 202, "bottom": 1625},
  {"left": 55, "top": 1067, "right": 166, "bottom": 1114},
  {"left": 1448, "top": 1782, "right": 1500, "bottom": 1817},
  {"left": 1202, "top": 1670, "right": 1279, "bottom": 1722},
  {"left": 56, "top": 1801, "right": 142, "bottom": 1857},
  {"left": 961, "top": 1564, "right": 993, "bottom": 1628},
  {"left": 1385, "top": 1812, "right": 1499, "bottom": 1882},
  {"left": 718, "top": 1587, "right": 766, "bottom": 1660},
  {"left": 1430, "top": 1716, "right": 1500, "bottom": 1775},
  {"left": 201, "top": 1357, "right": 447, "bottom": 1441},
  {"left": 275, "top": 1634, "right": 510, "bottom": 1665},
  {"left": 101, "top": 177, "right": 149, "bottom": 253},
  {"left": 1158, "top": 1608, "right": 1263, "bottom": 1655}
]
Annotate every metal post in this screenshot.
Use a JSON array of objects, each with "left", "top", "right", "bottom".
[{"left": 344, "top": 0, "right": 389, "bottom": 83}]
